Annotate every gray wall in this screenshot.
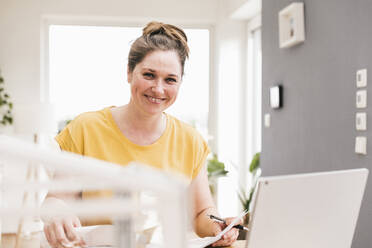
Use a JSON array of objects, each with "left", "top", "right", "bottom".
[{"left": 261, "top": 0, "right": 371, "bottom": 247}]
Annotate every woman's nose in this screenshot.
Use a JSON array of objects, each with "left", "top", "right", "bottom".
[{"left": 151, "top": 80, "right": 165, "bottom": 94}]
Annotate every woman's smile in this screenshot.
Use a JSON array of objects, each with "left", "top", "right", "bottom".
[{"left": 144, "top": 94, "right": 166, "bottom": 104}]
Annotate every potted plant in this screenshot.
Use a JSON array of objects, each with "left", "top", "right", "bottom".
[
  {"left": 207, "top": 153, "right": 228, "bottom": 201},
  {"left": 0, "top": 70, "right": 13, "bottom": 133},
  {"left": 238, "top": 152, "right": 261, "bottom": 224}
]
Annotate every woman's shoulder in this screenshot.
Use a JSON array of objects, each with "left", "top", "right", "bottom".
[
  {"left": 76, "top": 107, "right": 107, "bottom": 119},
  {"left": 73, "top": 107, "right": 111, "bottom": 125},
  {"left": 166, "top": 114, "right": 205, "bottom": 141},
  {"left": 167, "top": 114, "right": 193, "bottom": 130}
]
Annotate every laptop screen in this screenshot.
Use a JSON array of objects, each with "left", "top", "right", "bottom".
[{"left": 245, "top": 169, "right": 368, "bottom": 248}]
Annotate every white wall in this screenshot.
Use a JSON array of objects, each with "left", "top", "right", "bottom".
[{"left": 225, "top": 0, "right": 251, "bottom": 15}]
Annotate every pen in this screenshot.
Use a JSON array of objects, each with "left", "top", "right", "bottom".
[{"left": 207, "top": 214, "right": 249, "bottom": 231}]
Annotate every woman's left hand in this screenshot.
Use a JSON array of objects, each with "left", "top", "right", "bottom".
[{"left": 211, "top": 217, "right": 242, "bottom": 247}]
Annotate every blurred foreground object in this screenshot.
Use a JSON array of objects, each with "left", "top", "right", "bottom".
[{"left": 0, "top": 135, "right": 189, "bottom": 248}]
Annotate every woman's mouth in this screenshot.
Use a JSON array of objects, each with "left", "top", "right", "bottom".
[{"left": 144, "top": 94, "right": 166, "bottom": 104}]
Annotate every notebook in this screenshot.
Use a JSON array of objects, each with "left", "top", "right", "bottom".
[
  {"left": 245, "top": 168, "right": 369, "bottom": 248},
  {"left": 40, "top": 211, "right": 247, "bottom": 248}
]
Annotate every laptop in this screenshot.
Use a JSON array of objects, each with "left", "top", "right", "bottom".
[{"left": 245, "top": 168, "right": 369, "bottom": 248}]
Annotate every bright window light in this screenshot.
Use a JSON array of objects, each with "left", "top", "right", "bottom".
[{"left": 49, "top": 25, "right": 209, "bottom": 134}]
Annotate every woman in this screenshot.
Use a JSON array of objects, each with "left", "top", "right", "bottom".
[{"left": 43, "top": 21, "right": 241, "bottom": 247}]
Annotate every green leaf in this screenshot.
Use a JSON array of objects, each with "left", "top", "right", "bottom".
[
  {"left": 249, "top": 152, "right": 260, "bottom": 172},
  {"left": 237, "top": 153, "right": 262, "bottom": 211},
  {"left": 207, "top": 153, "right": 228, "bottom": 179}
]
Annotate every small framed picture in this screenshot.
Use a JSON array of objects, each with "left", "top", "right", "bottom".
[{"left": 279, "top": 2, "right": 305, "bottom": 48}]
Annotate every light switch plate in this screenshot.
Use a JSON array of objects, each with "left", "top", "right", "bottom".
[
  {"left": 356, "top": 69, "right": 367, "bottom": 88},
  {"left": 270, "top": 86, "right": 282, "bottom": 108},
  {"left": 355, "top": 136, "right": 367, "bottom": 155},
  {"left": 356, "top": 90, "right": 367, "bottom": 108},
  {"left": 356, "top": 112, "right": 367, "bottom": 131},
  {"left": 264, "top": 113, "right": 271, "bottom": 127}
]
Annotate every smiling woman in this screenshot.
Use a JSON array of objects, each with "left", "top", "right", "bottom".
[{"left": 44, "top": 22, "right": 241, "bottom": 248}]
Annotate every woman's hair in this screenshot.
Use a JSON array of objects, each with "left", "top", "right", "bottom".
[{"left": 128, "top": 21, "right": 189, "bottom": 75}]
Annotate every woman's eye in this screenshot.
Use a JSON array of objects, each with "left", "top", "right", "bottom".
[
  {"left": 143, "top": 73, "right": 154, "bottom": 79},
  {"left": 166, "top": 78, "right": 177, "bottom": 83}
]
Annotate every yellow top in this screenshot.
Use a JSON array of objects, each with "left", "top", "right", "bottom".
[
  {"left": 56, "top": 107, "right": 210, "bottom": 182},
  {"left": 55, "top": 107, "right": 210, "bottom": 225}
]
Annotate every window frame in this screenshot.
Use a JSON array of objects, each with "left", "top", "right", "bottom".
[
  {"left": 41, "top": 15, "right": 215, "bottom": 140},
  {"left": 241, "top": 14, "right": 262, "bottom": 187}
]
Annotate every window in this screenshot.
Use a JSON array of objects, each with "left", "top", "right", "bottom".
[
  {"left": 49, "top": 25, "right": 209, "bottom": 136},
  {"left": 216, "top": 16, "right": 262, "bottom": 217},
  {"left": 244, "top": 15, "right": 262, "bottom": 189}
]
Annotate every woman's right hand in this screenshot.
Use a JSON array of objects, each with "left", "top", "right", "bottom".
[
  {"left": 42, "top": 196, "right": 86, "bottom": 248},
  {"left": 43, "top": 214, "right": 86, "bottom": 248}
]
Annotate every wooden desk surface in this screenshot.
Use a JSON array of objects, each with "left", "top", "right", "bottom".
[
  {"left": 2, "top": 233, "right": 246, "bottom": 248},
  {"left": 1, "top": 233, "right": 40, "bottom": 248},
  {"left": 229, "top": 240, "right": 246, "bottom": 248}
]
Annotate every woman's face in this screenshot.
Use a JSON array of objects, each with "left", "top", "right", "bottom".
[{"left": 127, "top": 50, "right": 182, "bottom": 116}]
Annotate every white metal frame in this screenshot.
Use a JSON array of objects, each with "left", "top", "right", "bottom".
[{"left": 0, "top": 135, "right": 188, "bottom": 248}]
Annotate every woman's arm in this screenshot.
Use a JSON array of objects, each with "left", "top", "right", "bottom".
[
  {"left": 190, "top": 165, "right": 241, "bottom": 246},
  {"left": 42, "top": 139, "right": 85, "bottom": 248},
  {"left": 190, "top": 166, "right": 219, "bottom": 237}
]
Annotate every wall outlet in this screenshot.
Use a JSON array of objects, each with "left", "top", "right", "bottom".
[
  {"left": 355, "top": 136, "right": 367, "bottom": 155},
  {"left": 264, "top": 113, "right": 271, "bottom": 127},
  {"left": 356, "top": 90, "right": 367, "bottom": 108},
  {"left": 356, "top": 69, "right": 367, "bottom": 88},
  {"left": 356, "top": 112, "right": 367, "bottom": 131}
]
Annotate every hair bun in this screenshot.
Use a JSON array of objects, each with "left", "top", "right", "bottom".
[
  {"left": 143, "top": 21, "right": 189, "bottom": 56},
  {"left": 128, "top": 21, "right": 189, "bottom": 75},
  {"left": 143, "top": 21, "right": 166, "bottom": 36}
]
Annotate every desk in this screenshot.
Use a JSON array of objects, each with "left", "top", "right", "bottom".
[
  {"left": 2, "top": 234, "right": 246, "bottom": 248},
  {"left": 229, "top": 240, "right": 246, "bottom": 248},
  {"left": 1, "top": 233, "right": 40, "bottom": 248}
]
